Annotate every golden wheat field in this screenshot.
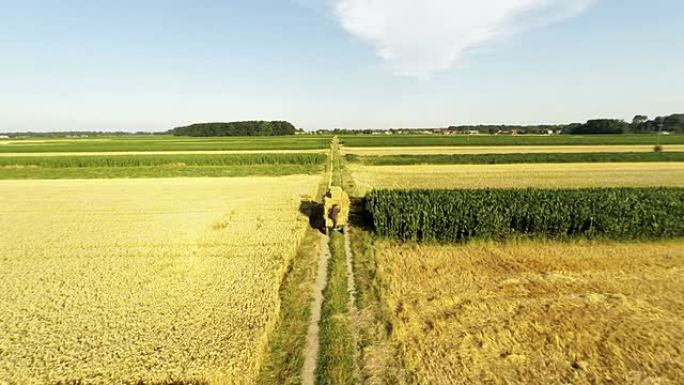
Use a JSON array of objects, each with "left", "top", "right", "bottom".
[
  {"left": 341, "top": 145, "right": 684, "bottom": 156},
  {"left": 371, "top": 240, "right": 684, "bottom": 385},
  {"left": 348, "top": 162, "right": 684, "bottom": 195},
  {"left": 0, "top": 176, "right": 319, "bottom": 385}
]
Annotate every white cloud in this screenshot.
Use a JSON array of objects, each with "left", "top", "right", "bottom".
[{"left": 334, "top": 0, "right": 597, "bottom": 77}]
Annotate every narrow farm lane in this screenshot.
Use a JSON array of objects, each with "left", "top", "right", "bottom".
[
  {"left": 302, "top": 233, "right": 332, "bottom": 385},
  {"left": 303, "top": 137, "right": 361, "bottom": 385}
]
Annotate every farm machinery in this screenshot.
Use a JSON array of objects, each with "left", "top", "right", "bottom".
[{"left": 323, "top": 186, "right": 350, "bottom": 234}]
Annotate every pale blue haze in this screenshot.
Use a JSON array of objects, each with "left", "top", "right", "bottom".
[{"left": 0, "top": 0, "right": 682, "bottom": 131}]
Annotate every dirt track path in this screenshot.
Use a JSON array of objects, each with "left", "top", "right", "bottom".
[
  {"left": 302, "top": 137, "right": 360, "bottom": 385},
  {"left": 344, "top": 226, "right": 362, "bottom": 383},
  {"left": 301, "top": 233, "right": 331, "bottom": 385}
]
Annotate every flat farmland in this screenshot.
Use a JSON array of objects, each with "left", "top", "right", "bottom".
[
  {"left": 0, "top": 149, "right": 327, "bottom": 157},
  {"left": 0, "top": 153, "right": 327, "bottom": 179},
  {"left": 0, "top": 176, "right": 319, "bottom": 384},
  {"left": 345, "top": 152, "right": 684, "bottom": 166},
  {"left": 340, "top": 134, "right": 684, "bottom": 148},
  {"left": 342, "top": 144, "right": 684, "bottom": 156},
  {"left": 0, "top": 135, "right": 331, "bottom": 153},
  {"left": 348, "top": 163, "right": 684, "bottom": 195},
  {"left": 346, "top": 138, "right": 684, "bottom": 385},
  {"left": 366, "top": 239, "right": 684, "bottom": 384}
]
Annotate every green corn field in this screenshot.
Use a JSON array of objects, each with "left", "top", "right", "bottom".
[{"left": 365, "top": 188, "right": 684, "bottom": 242}]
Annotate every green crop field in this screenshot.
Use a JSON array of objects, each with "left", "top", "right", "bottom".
[
  {"left": 341, "top": 144, "right": 684, "bottom": 156},
  {"left": 346, "top": 151, "right": 684, "bottom": 165},
  {"left": 366, "top": 188, "right": 684, "bottom": 242},
  {"left": 0, "top": 153, "right": 327, "bottom": 179},
  {"left": 340, "top": 134, "right": 684, "bottom": 147},
  {"left": 0, "top": 135, "right": 331, "bottom": 153}
]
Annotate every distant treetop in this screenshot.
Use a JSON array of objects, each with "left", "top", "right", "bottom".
[{"left": 171, "top": 121, "right": 296, "bottom": 137}]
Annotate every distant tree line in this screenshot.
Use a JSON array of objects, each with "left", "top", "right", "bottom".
[
  {"left": 170, "top": 121, "right": 296, "bottom": 137},
  {"left": 311, "top": 113, "right": 682, "bottom": 135},
  {"left": 565, "top": 114, "right": 683, "bottom": 135},
  {"left": 3, "top": 114, "right": 681, "bottom": 137},
  {"left": 629, "top": 114, "right": 683, "bottom": 134},
  {"left": 445, "top": 114, "right": 683, "bottom": 135}
]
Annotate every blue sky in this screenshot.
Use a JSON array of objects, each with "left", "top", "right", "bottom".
[{"left": 0, "top": 0, "right": 682, "bottom": 132}]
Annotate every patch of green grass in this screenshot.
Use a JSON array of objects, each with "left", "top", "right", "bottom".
[
  {"left": 340, "top": 134, "right": 684, "bottom": 147},
  {"left": 258, "top": 228, "right": 321, "bottom": 385},
  {"left": 346, "top": 152, "right": 684, "bottom": 165},
  {"left": 316, "top": 231, "right": 356, "bottom": 385}
]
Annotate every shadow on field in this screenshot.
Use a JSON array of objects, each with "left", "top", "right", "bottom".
[
  {"left": 299, "top": 197, "right": 373, "bottom": 234},
  {"left": 349, "top": 197, "right": 374, "bottom": 232},
  {"left": 299, "top": 200, "right": 326, "bottom": 234}
]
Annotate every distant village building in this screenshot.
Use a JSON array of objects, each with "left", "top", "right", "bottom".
[
  {"left": 467, "top": 130, "right": 480, "bottom": 135},
  {"left": 0, "top": 135, "right": 9, "bottom": 139}
]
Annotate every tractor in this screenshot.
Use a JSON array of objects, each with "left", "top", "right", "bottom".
[{"left": 323, "top": 186, "right": 350, "bottom": 234}]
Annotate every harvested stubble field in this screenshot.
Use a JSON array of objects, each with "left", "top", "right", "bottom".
[
  {"left": 0, "top": 176, "right": 319, "bottom": 384},
  {"left": 349, "top": 163, "right": 684, "bottom": 195},
  {"left": 342, "top": 144, "right": 684, "bottom": 156},
  {"left": 369, "top": 240, "right": 684, "bottom": 384}
]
